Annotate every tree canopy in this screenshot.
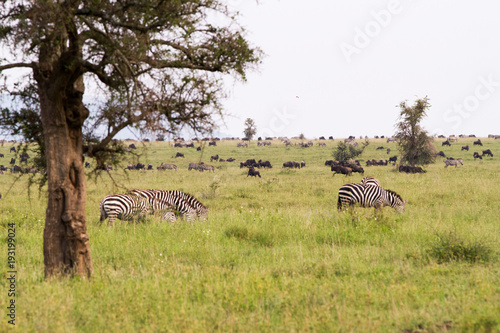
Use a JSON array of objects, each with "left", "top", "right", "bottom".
[
  {"left": 0, "top": 0, "right": 261, "bottom": 278},
  {"left": 243, "top": 118, "right": 256, "bottom": 140},
  {"left": 395, "top": 97, "right": 436, "bottom": 166}
]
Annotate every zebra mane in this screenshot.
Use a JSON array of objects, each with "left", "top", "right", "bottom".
[{"left": 385, "top": 189, "right": 403, "bottom": 202}]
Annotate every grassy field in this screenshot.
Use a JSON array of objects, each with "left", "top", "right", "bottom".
[{"left": 1, "top": 137, "right": 499, "bottom": 332}]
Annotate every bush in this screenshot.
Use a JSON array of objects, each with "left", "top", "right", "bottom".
[
  {"left": 428, "top": 232, "right": 494, "bottom": 264},
  {"left": 332, "top": 140, "right": 369, "bottom": 161}
]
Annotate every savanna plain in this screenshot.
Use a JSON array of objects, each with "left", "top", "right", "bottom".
[{"left": 1, "top": 137, "right": 499, "bottom": 332}]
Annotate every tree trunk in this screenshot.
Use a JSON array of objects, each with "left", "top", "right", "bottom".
[{"left": 37, "top": 68, "right": 93, "bottom": 278}]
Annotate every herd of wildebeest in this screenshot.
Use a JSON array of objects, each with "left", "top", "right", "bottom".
[{"left": 0, "top": 134, "right": 497, "bottom": 177}]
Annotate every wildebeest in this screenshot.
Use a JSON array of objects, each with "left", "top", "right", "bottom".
[
  {"left": 85, "top": 161, "right": 91, "bottom": 168},
  {"left": 210, "top": 154, "right": 219, "bottom": 162},
  {"left": 258, "top": 160, "right": 272, "bottom": 168},
  {"left": 399, "top": 165, "right": 425, "bottom": 173},
  {"left": 318, "top": 142, "right": 326, "bottom": 147},
  {"left": 300, "top": 161, "right": 306, "bottom": 168},
  {"left": 0, "top": 153, "right": 3, "bottom": 158},
  {"left": 209, "top": 141, "right": 216, "bottom": 146},
  {"left": 129, "top": 144, "right": 137, "bottom": 149},
  {"left": 442, "top": 140, "right": 451, "bottom": 146},
  {"left": 197, "top": 146, "right": 202, "bottom": 151},
  {"left": 147, "top": 164, "right": 153, "bottom": 170},
  {"left": 325, "top": 160, "right": 335, "bottom": 166},
  {"left": 135, "top": 163, "right": 145, "bottom": 170},
  {"left": 10, "top": 147, "right": 16, "bottom": 153},
  {"left": 473, "top": 152, "right": 482, "bottom": 159},
  {"left": 366, "top": 159, "right": 388, "bottom": 166},
  {"left": 175, "top": 152, "right": 184, "bottom": 158},
  {"left": 226, "top": 158, "right": 236, "bottom": 162},
  {"left": 376, "top": 146, "right": 384, "bottom": 150},
  {"left": 331, "top": 165, "right": 352, "bottom": 176},
  {"left": 283, "top": 161, "right": 301, "bottom": 169},
  {"left": 247, "top": 167, "right": 261, "bottom": 178},
  {"left": 437, "top": 151, "right": 446, "bottom": 158},
  {"left": 386, "top": 148, "right": 391, "bottom": 154},
  {"left": 388, "top": 156, "right": 397, "bottom": 163},
  {"left": 482, "top": 149, "right": 493, "bottom": 157},
  {"left": 319, "top": 136, "right": 326, "bottom": 140},
  {"left": 461, "top": 145, "right": 469, "bottom": 151},
  {"left": 240, "top": 159, "right": 258, "bottom": 168},
  {"left": 10, "top": 158, "right": 15, "bottom": 165},
  {"left": 473, "top": 139, "right": 482, "bottom": 146}
]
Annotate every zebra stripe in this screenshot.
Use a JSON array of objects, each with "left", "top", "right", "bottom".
[
  {"left": 99, "top": 194, "right": 149, "bottom": 226},
  {"left": 130, "top": 189, "right": 208, "bottom": 221},
  {"left": 444, "top": 159, "right": 463, "bottom": 168},
  {"left": 360, "top": 176, "right": 381, "bottom": 187},
  {"left": 337, "top": 183, "right": 405, "bottom": 213}
]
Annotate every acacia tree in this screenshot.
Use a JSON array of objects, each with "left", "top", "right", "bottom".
[
  {"left": 243, "top": 118, "right": 256, "bottom": 140},
  {"left": 0, "top": 1, "right": 260, "bottom": 278},
  {"left": 395, "top": 97, "right": 436, "bottom": 166}
]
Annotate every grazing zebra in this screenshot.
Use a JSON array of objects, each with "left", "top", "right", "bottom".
[
  {"left": 337, "top": 183, "right": 406, "bottom": 213},
  {"left": 360, "top": 176, "right": 381, "bottom": 187},
  {"left": 130, "top": 189, "right": 208, "bottom": 221},
  {"left": 99, "top": 194, "right": 150, "bottom": 226},
  {"left": 444, "top": 158, "right": 463, "bottom": 168}
]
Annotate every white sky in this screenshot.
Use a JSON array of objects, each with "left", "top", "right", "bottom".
[{"left": 218, "top": 0, "right": 500, "bottom": 139}]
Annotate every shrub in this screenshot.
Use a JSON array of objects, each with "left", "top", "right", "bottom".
[{"left": 428, "top": 232, "right": 494, "bottom": 264}]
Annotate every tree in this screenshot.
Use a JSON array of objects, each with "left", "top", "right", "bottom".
[
  {"left": 0, "top": 1, "right": 260, "bottom": 278},
  {"left": 332, "top": 140, "right": 369, "bottom": 161},
  {"left": 394, "top": 97, "right": 436, "bottom": 166},
  {"left": 243, "top": 118, "right": 256, "bottom": 140}
]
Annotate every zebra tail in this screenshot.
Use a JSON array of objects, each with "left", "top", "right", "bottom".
[{"left": 337, "top": 195, "right": 342, "bottom": 210}]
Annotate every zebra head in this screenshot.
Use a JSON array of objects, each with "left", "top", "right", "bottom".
[{"left": 386, "top": 189, "right": 406, "bottom": 213}]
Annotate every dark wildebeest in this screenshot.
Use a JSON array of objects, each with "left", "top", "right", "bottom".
[
  {"left": 437, "top": 151, "right": 446, "bottom": 158},
  {"left": 325, "top": 160, "right": 335, "bottom": 166},
  {"left": 175, "top": 152, "right": 184, "bottom": 158},
  {"left": 0, "top": 153, "right": 3, "bottom": 158},
  {"left": 208, "top": 141, "right": 216, "bottom": 146},
  {"left": 387, "top": 148, "right": 391, "bottom": 154},
  {"left": 197, "top": 146, "right": 202, "bottom": 151},
  {"left": 226, "top": 158, "right": 236, "bottom": 162},
  {"left": 389, "top": 156, "right": 398, "bottom": 163},
  {"left": 85, "top": 161, "right": 91, "bottom": 168},
  {"left": 147, "top": 164, "right": 153, "bottom": 170},
  {"left": 473, "top": 152, "right": 482, "bottom": 159},
  {"left": 399, "top": 165, "right": 425, "bottom": 173},
  {"left": 258, "top": 160, "right": 272, "bottom": 168},
  {"left": 331, "top": 165, "right": 352, "bottom": 176},
  {"left": 473, "top": 139, "right": 482, "bottom": 146},
  {"left": 300, "top": 161, "right": 306, "bottom": 168},
  {"left": 241, "top": 159, "right": 258, "bottom": 168},
  {"left": 247, "top": 167, "right": 261, "bottom": 178},
  {"left": 186, "top": 142, "right": 195, "bottom": 148},
  {"left": 129, "top": 144, "right": 137, "bottom": 149},
  {"left": 10, "top": 158, "right": 15, "bottom": 165},
  {"left": 461, "top": 145, "right": 469, "bottom": 151},
  {"left": 376, "top": 146, "right": 384, "bottom": 150},
  {"left": 10, "top": 147, "right": 16, "bottom": 153},
  {"left": 210, "top": 154, "right": 219, "bottom": 162},
  {"left": 482, "top": 149, "right": 493, "bottom": 157},
  {"left": 442, "top": 140, "right": 451, "bottom": 146},
  {"left": 135, "top": 163, "right": 145, "bottom": 170}
]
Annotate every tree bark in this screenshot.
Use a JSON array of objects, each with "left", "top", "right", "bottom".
[{"left": 36, "top": 65, "right": 93, "bottom": 278}]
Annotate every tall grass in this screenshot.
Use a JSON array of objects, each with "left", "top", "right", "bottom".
[{"left": 0, "top": 137, "right": 499, "bottom": 332}]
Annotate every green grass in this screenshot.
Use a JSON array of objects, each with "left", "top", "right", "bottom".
[{"left": 1, "top": 137, "right": 499, "bottom": 332}]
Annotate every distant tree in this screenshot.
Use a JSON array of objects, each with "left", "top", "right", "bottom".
[
  {"left": 394, "top": 97, "right": 436, "bottom": 166},
  {"left": 243, "top": 118, "right": 257, "bottom": 140},
  {"left": 332, "top": 140, "right": 369, "bottom": 161},
  {"left": 0, "top": 1, "right": 260, "bottom": 278},
  {"left": 299, "top": 133, "right": 306, "bottom": 140}
]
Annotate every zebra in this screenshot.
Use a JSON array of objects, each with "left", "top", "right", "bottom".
[
  {"left": 360, "top": 176, "right": 381, "bottom": 187},
  {"left": 337, "top": 183, "right": 406, "bottom": 213},
  {"left": 99, "top": 194, "right": 150, "bottom": 226},
  {"left": 129, "top": 189, "right": 208, "bottom": 221},
  {"left": 444, "top": 158, "right": 463, "bottom": 168}
]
